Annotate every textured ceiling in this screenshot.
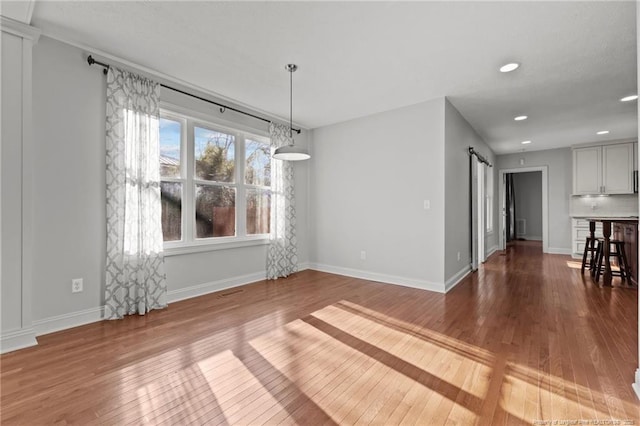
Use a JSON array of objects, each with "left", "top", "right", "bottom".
[{"left": 28, "top": 1, "right": 638, "bottom": 154}]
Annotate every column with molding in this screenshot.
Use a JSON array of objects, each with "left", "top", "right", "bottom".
[{"left": 0, "top": 17, "right": 41, "bottom": 353}]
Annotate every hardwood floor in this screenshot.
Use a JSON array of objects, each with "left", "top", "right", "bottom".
[{"left": 2, "top": 242, "right": 639, "bottom": 425}]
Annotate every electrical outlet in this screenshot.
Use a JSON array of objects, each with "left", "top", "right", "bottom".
[
  {"left": 360, "top": 251, "right": 367, "bottom": 260},
  {"left": 71, "top": 278, "right": 83, "bottom": 293},
  {"left": 423, "top": 200, "right": 431, "bottom": 210},
  {"left": 457, "top": 252, "right": 461, "bottom": 261}
]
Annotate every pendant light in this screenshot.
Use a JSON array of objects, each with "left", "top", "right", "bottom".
[{"left": 273, "top": 64, "right": 310, "bottom": 161}]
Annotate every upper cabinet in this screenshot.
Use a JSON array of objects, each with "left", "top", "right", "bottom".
[
  {"left": 572, "top": 142, "right": 635, "bottom": 195},
  {"left": 573, "top": 146, "right": 602, "bottom": 195}
]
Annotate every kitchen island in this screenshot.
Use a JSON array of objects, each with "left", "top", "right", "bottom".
[{"left": 585, "top": 217, "right": 638, "bottom": 286}]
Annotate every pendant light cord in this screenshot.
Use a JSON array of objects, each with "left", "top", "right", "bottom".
[{"left": 289, "top": 67, "right": 293, "bottom": 139}]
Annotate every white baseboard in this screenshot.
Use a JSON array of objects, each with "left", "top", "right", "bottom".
[
  {"left": 308, "top": 263, "right": 445, "bottom": 293},
  {"left": 547, "top": 247, "right": 572, "bottom": 255},
  {"left": 1, "top": 262, "right": 341, "bottom": 351},
  {"left": 25, "top": 273, "right": 269, "bottom": 342},
  {"left": 32, "top": 306, "right": 104, "bottom": 337},
  {"left": 167, "top": 271, "right": 267, "bottom": 303},
  {"left": 485, "top": 245, "right": 499, "bottom": 258},
  {"left": 445, "top": 266, "right": 471, "bottom": 292},
  {"left": 4, "top": 264, "right": 326, "bottom": 352},
  {"left": 0, "top": 327, "right": 38, "bottom": 354},
  {"left": 633, "top": 369, "right": 640, "bottom": 400}
]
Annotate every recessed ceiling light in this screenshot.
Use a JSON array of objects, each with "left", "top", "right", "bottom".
[
  {"left": 500, "top": 63, "right": 520, "bottom": 73},
  {"left": 514, "top": 115, "right": 528, "bottom": 121},
  {"left": 521, "top": 140, "right": 531, "bottom": 145},
  {"left": 596, "top": 130, "right": 610, "bottom": 135},
  {"left": 620, "top": 95, "right": 638, "bottom": 102}
]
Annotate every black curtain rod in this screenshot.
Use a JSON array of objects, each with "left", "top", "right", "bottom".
[
  {"left": 468, "top": 146, "right": 493, "bottom": 167},
  {"left": 87, "top": 55, "right": 301, "bottom": 134}
]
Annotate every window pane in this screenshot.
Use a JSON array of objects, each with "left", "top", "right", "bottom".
[
  {"left": 161, "top": 182, "right": 182, "bottom": 241},
  {"left": 247, "top": 189, "right": 271, "bottom": 235},
  {"left": 195, "top": 185, "right": 236, "bottom": 238},
  {"left": 160, "top": 118, "right": 181, "bottom": 178},
  {"left": 194, "top": 127, "right": 235, "bottom": 182},
  {"left": 245, "top": 139, "right": 271, "bottom": 186}
]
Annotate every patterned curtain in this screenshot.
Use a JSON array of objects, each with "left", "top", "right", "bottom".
[
  {"left": 104, "top": 67, "right": 168, "bottom": 319},
  {"left": 266, "top": 122, "right": 298, "bottom": 279}
]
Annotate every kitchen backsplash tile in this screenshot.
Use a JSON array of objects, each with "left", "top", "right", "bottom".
[{"left": 570, "top": 193, "right": 638, "bottom": 217}]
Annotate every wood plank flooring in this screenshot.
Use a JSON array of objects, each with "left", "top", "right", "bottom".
[{"left": 1, "top": 241, "right": 639, "bottom": 425}]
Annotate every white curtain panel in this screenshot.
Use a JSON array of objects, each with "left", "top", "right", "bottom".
[
  {"left": 267, "top": 122, "right": 299, "bottom": 279},
  {"left": 105, "top": 67, "right": 168, "bottom": 319}
]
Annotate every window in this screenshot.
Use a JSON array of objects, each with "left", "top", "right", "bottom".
[
  {"left": 159, "top": 109, "right": 271, "bottom": 251},
  {"left": 485, "top": 165, "right": 493, "bottom": 233}
]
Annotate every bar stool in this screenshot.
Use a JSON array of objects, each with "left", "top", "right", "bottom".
[
  {"left": 580, "top": 236, "right": 600, "bottom": 274},
  {"left": 594, "top": 239, "right": 631, "bottom": 282}
]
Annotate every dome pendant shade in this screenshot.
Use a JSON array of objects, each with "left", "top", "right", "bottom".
[
  {"left": 273, "top": 63, "right": 310, "bottom": 161},
  {"left": 273, "top": 145, "right": 311, "bottom": 161}
]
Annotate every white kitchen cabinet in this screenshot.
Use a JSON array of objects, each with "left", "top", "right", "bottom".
[
  {"left": 573, "top": 146, "right": 602, "bottom": 195},
  {"left": 571, "top": 219, "right": 602, "bottom": 258},
  {"left": 572, "top": 142, "right": 635, "bottom": 195},
  {"left": 603, "top": 143, "right": 634, "bottom": 194}
]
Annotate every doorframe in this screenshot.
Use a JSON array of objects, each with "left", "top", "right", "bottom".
[
  {"left": 471, "top": 158, "right": 486, "bottom": 270},
  {"left": 498, "top": 166, "right": 549, "bottom": 253}
]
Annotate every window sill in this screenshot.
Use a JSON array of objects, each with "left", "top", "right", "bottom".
[{"left": 163, "top": 237, "right": 270, "bottom": 257}]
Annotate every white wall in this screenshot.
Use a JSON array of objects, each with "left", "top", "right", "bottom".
[
  {"left": 512, "top": 171, "right": 542, "bottom": 240},
  {"left": 444, "top": 99, "right": 496, "bottom": 286},
  {"left": 32, "top": 36, "right": 106, "bottom": 321},
  {"left": 28, "top": 36, "right": 310, "bottom": 333},
  {"left": 309, "top": 98, "right": 446, "bottom": 291},
  {"left": 496, "top": 148, "right": 572, "bottom": 253}
]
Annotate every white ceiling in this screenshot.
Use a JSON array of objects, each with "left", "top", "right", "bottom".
[{"left": 24, "top": 1, "right": 639, "bottom": 154}]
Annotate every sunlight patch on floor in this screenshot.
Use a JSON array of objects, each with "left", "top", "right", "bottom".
[
  {"left": 197, "top": 349, "right": 284, "bottom": 424},
  {"left": 505, "top": 362, "right": 612, "bottom": 420},
  {"left": 337, "top": 300, "right": 496, "bottom": 364},
  {"left": 566, "top": 260, "right": 584, "bottom": 269},
  {"left": 246, "top": 304, "right": 489, "bottom": 423},
  {"left": 311, "top": 303, "right": 492, "bottom": 401}
]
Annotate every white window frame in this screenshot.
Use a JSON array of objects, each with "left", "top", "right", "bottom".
[{"left": 160, "top": 105, "right": 272, "bottom": 256}]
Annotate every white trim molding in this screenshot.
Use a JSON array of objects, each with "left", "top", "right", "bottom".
[
  {"left": 498, "top": 166, "right": 550, "bottom": 254},
  {"left": 0, "top": 15, "right": 41, "bottom": 357},
  {"left": 164, "top": 238, "right": 269, "bottom": 257},
  {"left": 445, "top": 266, "right": 472, "bottom": 292},
  {"left": 3, "top": 265, "right": 317, "bottom": 351},
  {"left": 167, "top": 271, "right": 268, "bottom": 303},
  {"left": 485, "top": 245, "right": 499, "bottom": 258},
  {"left": 0, "top": 327, "right": 37, "bottom": 354},
  {"left": 633, "top": 369, "right": 640, "bottom": 400},
  {"left": 308, "top": 263, "right": 445, "bottom": 294},
  {"left": 0, "top": 16, "right": 40, "bottom": 41},
  {"left": 547, "top": 247, "right": 573, "bottom": 255},
  {"left": 32, "top": 307, "right": 105, "bottom": 337}
]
